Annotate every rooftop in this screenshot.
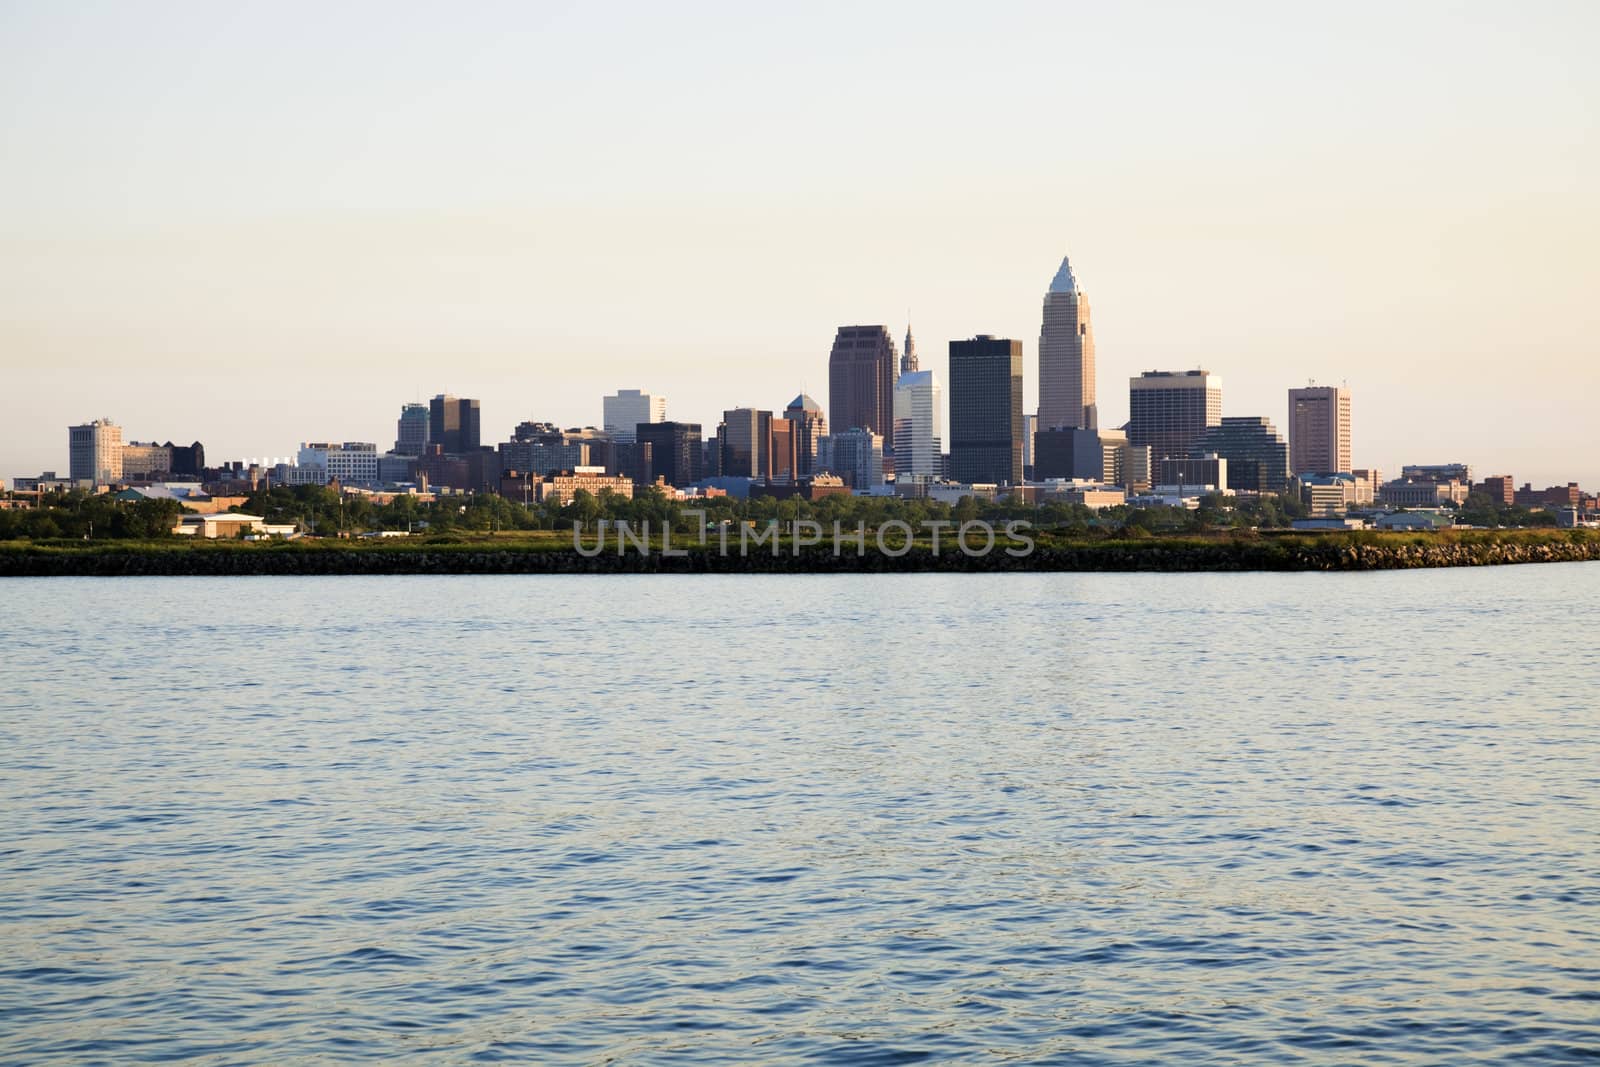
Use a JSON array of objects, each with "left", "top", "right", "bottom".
[{"left": 1048, "top": 256, "right": 1078, "bottom": 294}]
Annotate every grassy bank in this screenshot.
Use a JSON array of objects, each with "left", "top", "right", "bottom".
[{"left": 1, "top": 528, "right": 1597, "bottom": 576}]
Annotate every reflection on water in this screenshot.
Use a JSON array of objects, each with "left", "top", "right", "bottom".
[{"left": 1, "top": 569, "right": 1597, "bottom": 1063}]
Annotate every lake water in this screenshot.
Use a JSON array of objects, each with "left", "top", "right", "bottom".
[{"left": 1, "top": 568, "right": 1597, "bottom": 1064}]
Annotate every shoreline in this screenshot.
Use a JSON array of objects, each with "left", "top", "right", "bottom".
[{"left": 2, "top": 530, "right": 1597, "bottom": 576}]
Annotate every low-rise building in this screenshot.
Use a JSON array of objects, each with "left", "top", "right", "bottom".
[
  {"left": 1156, "top": 454, "right": 1228, "bottom": 492},
  {"left": 173, "top": 513, "right": 298, "bottom": 538},
  {"left": 1375, "top": 511, "right": 1452, "bottom": 531},
  {"left": 1300, "top": 473, "right": 1360, "bottom": 516},
  {"left": 1379, "top": 479, "right": 1470, "bottom": 508},
  {"left": 1350, "top": 469, "right": 1381, "bottom": 505},
  {"left": 1029, "top": 479, "right": 1127, "bottom": 510},
  {"left": 13, "top": 473, "right": 78, "bottom": 494},
  {"left": 343, "top": 487, "right": 436, "bottom": 506},
  {"left": 270, "top": 462, "right": 326, "bottom": 487},
  {"left": 761, "top": 475, "right": 853, "bottom": 502},
  {"left": 1293, "top": 517, "right": 1370, "bottom": 531},
  {"left": 915, "top": 483, "right": 1004, "bottom": 505},
  {"left": 1125, "top": 492, "right": 1201, "bottom": 510},
  {"left": 1515, "top": 482, "right": 1581, "bottom": 508},
  {"left": 1477, "top": 475, "right": 1515, "bottom": 504},
  {"left": 1401, "top": 463, "right": 1472, "bottom": 485},
  {"left": 534, "top": 466, "right": 634, "bottom": 505}
]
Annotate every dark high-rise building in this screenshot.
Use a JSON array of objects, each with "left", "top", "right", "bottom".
[
  {"left": 1288, "top": 385, "right": 1352, "bottom": 475},
  {"left": 783, "top": 394, "right": 826, "bottom": 477},
  {"left": 636, "top": 421, "right": 703, "bottom": 489},
  {"left": 463, "top": 447, "right": 501, "bottom": 493},
  {"left": 429, "top": 394, "right": 459, "bottom": 452},
  {"left": 720, "top": 408, "right": 773, "bottom": 480},
  {"left": 827, "top": 326, "right": 897, "bottom": 450},
  {"left": 459, "top": 399, "right": 481, "bottom": 453},
  {"left": 1128, "top": 370, "right": 1222, "bottom": 464},
  {"left": 702, "top": 432, "right": 722, "bottom": 479},
  {"left": 1034, "top": 427, "right": 1102, "bottom": 481},
  {"left": 429, "top": 394, "right": 482, "bottom": 454},
  {"left": 948, "top": 336, "right": 1024, "bottom": 485},
  {"left": 395, "top": 403, "right": 430, "bottom": 456},
  {"left": 163, "top": 440, "right": 205, "bottom": 477},
  {"left": 601, "top": 440, "right": 653, "bottom": 489},
  {"left": 1038, "top": 255, "right": 1096, "bottom": 431},
  {"left": 1191, "top": 417, "right": 1291, "bottom": 494}
]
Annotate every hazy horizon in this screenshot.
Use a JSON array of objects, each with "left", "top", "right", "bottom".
[{"left": 3, "top": 1, "right": 1597, "bottom": 488}]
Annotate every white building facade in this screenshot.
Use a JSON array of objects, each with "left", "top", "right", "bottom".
[
  {"left": 296, "top": 442, "right": 380, "bottom": 486},
  {"left": 892, "top": 370, "right": 943, "bottom": 484},
  {"left": 602, "top": 390, "right": 667, "bottom": 443},
  {"left": 68, "top": 419, "right": 123, "bottom": 487}
]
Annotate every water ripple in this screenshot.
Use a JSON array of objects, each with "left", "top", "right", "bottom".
[{"left": 1, "top": 569, "right": 1598, "bottom": 1063}]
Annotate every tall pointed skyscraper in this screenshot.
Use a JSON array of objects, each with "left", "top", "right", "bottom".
[
  {"left": 902, "top": 323, "right": 919, "bottom": 375},
  {"left": 1037, "top": 255, "right": 1096, "bottom": 431}
]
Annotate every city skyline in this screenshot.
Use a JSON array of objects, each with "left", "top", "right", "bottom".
[
  {"left": 2, "top": 3, "right": 1597, "bottom": 487},
  {"left": 8, "top": 243, "right": 1591, "bottom": 488}
]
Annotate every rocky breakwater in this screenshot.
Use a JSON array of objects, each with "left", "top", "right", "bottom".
[{"left": 1, "top": 531, "right": 1598, "bottom": 576}]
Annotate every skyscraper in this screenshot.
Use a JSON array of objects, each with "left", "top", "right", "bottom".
[
  {"left": 948, "top": 336, "right": 1024, "bottom": 485},
  {"left": 1287, "top": 385, "right": 1352, "bottom": 475},
  {"left": 818, "top": 428, "right": 884, "bottom": 490},
  {"left": 1038, "top": 256, "right": 1096, "bottom": 431},
  {"left": 1128, "top": 370, "right": 1222, "bottom": 464},
  {"left": 1192, "top": 416, "right": 1291, "bottom": 493},
  {"left": 395, "top": 403, "right": 430, "bottom": 456},
  {"left": 783, "top": 395, "right": 827, "bottom": 478},
  {"left": 892, "top": 370, "right": 943, "bottom": 483},
  {"left": 1034, "top": 428, "right": 1102, "bottom": 481},
  {"left": 430, "top": 395, "right": 459, "bottom": 453},
  {"left": 827, "top": 326, "right": 897, "bottom": 450},
  {"left": 602, "top": 389, "right": 667, "bottom": 443},
  {"left": 720, "top": 407, "right": 773, "bottom": 480},
  {"left": 68, "top": 418, "right": 122, "bottom": 486},
  {"left": 768, "top": 417, "right": 798, "bottom": 484},
  {"left": 902, "top": 323, "right": 919, "bottom": 375},
  {"left": 429, "top": 395, "right": 481, "bottom": 454},
  {"left": 635, "top": 421, "right": 702, "bottom": 489}
]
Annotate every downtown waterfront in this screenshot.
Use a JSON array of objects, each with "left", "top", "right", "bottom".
[{"left": 1, "top": 568, "right": 1598, "bottom": 1064}]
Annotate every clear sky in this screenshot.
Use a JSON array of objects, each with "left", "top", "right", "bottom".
[{"left": 2, "top": 0, "right": 1597, "bottom": 487}]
